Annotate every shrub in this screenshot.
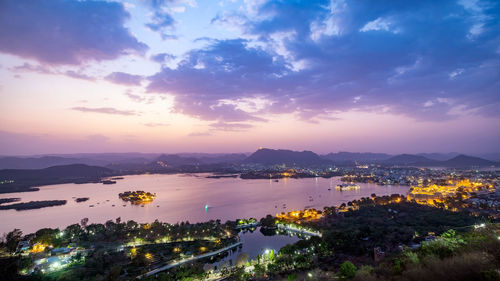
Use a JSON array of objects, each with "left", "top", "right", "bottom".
[{"left": 339, "top": 261, "right": 357, "bottom": 280}]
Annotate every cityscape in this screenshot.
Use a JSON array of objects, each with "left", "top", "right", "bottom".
[{"left": 1, "top": 1, "right": 500, "bottom": 281}]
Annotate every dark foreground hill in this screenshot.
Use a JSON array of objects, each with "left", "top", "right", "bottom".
[
  {"left": 0, "top": 164, "right": 113, "bottom": 193},
  {"left": 243, "top": 148, "right": 331, "bottom": 166}
]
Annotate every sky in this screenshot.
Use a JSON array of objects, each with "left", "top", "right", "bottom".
[{"left": 0, "top": 0, "right": 499, "bottom": 155}]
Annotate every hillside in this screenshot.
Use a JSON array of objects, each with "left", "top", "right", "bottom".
[
  {"left": 384, "top": 154, "right": 436, "bottom": 165},
  {"left": 0, "top": 164, "right": 113, "bottom": 193},
  {"left": 441, "top": 154, "right": 496, "bottom": 167},
  {"left": 0, "top": 156, "right": 108, "bottom": 169},
  {"left": 322, "top": 152, "right": 392, "bottom": 163},
  {"left": 383, "top": 154, "right": 497, "bottom": 167},
  {"left": 243, "top": 148, "right": 331, "bottom": 166}
]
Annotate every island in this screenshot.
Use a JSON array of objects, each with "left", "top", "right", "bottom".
[
  {"left": 74, "top": 197, "right": 89, "bottom": 203},
  {"left": 118, "top": 190, "right": 156, "bottom": 204},
  {"left": 0, "top": 197, "right": 21, "bottom": 205},
  {"left": 0, "top": 200, "right": 67, "bottom": 210},
  {"left": 101, "top": 180, "right": 117, "bottom": 185}
]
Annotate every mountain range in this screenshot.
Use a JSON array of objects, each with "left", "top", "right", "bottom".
[
  {"left": 243, "top": 148, "right": 331, "bottom": 166},
  {"left": 0, "top": 150, "right": 498, "bottom": 171}
]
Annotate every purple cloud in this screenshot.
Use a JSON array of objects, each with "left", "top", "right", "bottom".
[
  {"left": 141, "top": 0, "right": 177, "bottom": 39},
  {"left": 0, "top": 0, "right": 147, "bottom": 65},
  {"left": 12, "top": 63, "right": 95, "bottom": 81},
  {"left": 105, "top": 72, "right": 143, "bottom": 86},
  {"left": 188, "top": 131, "right": 212, "bottom": 137},
  {"left": 64, "top": 70, "right": 95, "bottom": 81},
  {"left": 147, "top": 0, "right": 500, "bottom": 122},
  {"left": 71, "top": 107, "right": 137, "bottom": 116},
  {"left": 125, "top": 91, "right": 146, "bottom": 102},
  {"left": 151, "top": 53, "right": 176, "bottom": 64},
  {"left": 209, "top": 122, "right": 253, "bottom": 132}
]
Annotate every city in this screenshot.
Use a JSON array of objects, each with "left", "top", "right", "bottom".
[{"left": 1, "top": 0, "right": 500, "bottom": 281}]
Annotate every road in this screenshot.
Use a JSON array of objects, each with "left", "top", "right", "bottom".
[{"left": 141, "top": 242, "right": 242, "bottom": 278}]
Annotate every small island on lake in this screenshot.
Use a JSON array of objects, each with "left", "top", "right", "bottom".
[
  {"left": 0, "top": 200, "right": 67, "bottom": 210},
  {"left": 118, "top": 190, "right": 156, "bottom": 204},
  {"left": 74, "top": 197, "right": 89, "bottom": 203},
  {"left": 0, "top": 197, "right": 21, "bottom": 205}
]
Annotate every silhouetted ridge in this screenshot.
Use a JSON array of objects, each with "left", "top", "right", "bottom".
[
  {"left": 384, "top": 154, "right": 436, "bottom": 165},
  {"left": 441, "top": 154, "right": 496, "bottom": 167},
  {"left": 0, "top": 164, "right": 112, "bottom": 181},
  {"left": 243, "top": 148, "right": 330, "bottom": 165},
  {"left": 322, "top": 152, "right": 392, "bottom": 163}
]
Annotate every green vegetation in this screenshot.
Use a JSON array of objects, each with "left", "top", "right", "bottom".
[
  {"left": 339, "top": 261, "right": 357, "bottom": 280},
  {"left": 1, "top": 198, "right": 498, "bottom": 281},
  {"left": 351, "top": 224, "right": 500, "bottom": 281}
]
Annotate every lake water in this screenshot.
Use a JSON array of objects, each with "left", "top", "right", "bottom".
[
  {"left": 0, "top": 174, "right": 409, "bottom": 234},
  {"left": 213, "top": 227, "right": 301, "bottom": 268}
]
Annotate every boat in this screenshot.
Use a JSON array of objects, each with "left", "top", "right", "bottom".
[
  {"left": 101, "top": 180, "right": 117, "bottom": 185},
  {"left": 335, "top": 183, "right": 361, "bottom": 191}
]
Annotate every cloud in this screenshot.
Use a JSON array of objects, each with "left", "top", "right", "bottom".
[
  {"left": 11, "top": 63, "right": 95, "bottom": 81},
  {"left": 360, "top": 17, "right": 399, "bottom": 33},
  {"left": 188, "top": 131, "right": 212, "bottom": 137},
  {"left": 0, "top": 0, "right": 147, "bottom": 65},
  {"left": 125, "top": 91, "right": 146, "bottom": 102},
  {"left": 87, "top": 134, "right": 109, "bottom": 142},
  {"left": 143, "top": 122, "right": 170, "bottom": 127},
  {"left": 146, "top": 0, "right": 500, "bottom": 122},
  {"left": 209, "top": 121, "right": 253, "bottom": 131},
  {"left": 148, "top": 39, "right": 287, "bottom": 122},
  {"left": 151, "top": 53, "right": 176, "bottom": 64},
  {"left": 64, "top": 70, "right": 95, "bottom": 81},
  {"left": 71, "top": 107, "right": 137, "bottom": 116},
  {"left": 140, "top": 0, "right": 191, "bottom": 39},
  {"left": 105, "top": 72, "right": 143, "bottom": 86}
]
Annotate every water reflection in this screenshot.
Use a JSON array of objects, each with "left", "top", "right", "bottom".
[
  {"left": 0, "top": 174, "right": 409, "bottom": 234},
  {"left": 210, "top": 227, "right": 300, "bottom": 268}
]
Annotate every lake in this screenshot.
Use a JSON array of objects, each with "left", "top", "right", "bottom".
[{"left": 0, "top": 174, "right": 409, "bottom": 234}]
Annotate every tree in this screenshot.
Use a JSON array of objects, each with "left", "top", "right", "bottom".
[
  {"left": 5, "top": 229, "right": 22, "bottom": 252},
  {"left": 81, "top": 217, "right": 89, "bottom": 229},
  {"left": 339, "top": 261, "right": 357, "bottom": 280}
]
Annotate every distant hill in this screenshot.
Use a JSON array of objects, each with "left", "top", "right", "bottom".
[
  {"left": 416, "top": 152, "right": 460, "bottom": 161},
  {"left": 0, "top": 164, "right": 113, "bottom": 193},
  {"left": 383, "top": 154, "right": 497, "bottom": 167},
  {"left": 441, "top": 154, "right": 497, "bottom": 167},
  {"left": 243, "top": 148, "right": 330, "bottom": 166},
  {"left": 178, "top": 153, "right": 247, "bottom": 164},
  {"left": 0, "top": 156, "right": 108, "bottom": 169},
  {"left": 475, "top": 153, "right": 500, "bottom": 162},
  {"left": 0, "top": 153, "right": 162, "bottom": 170},
  {"left": 384, "top": 154, "right": 437, "bottom": 165},
  {"left": 154, "top": 154, "right": 201, "bottom": 166},
  {"left": 322, "top": 152, "right": 392, "bottom": 163}
]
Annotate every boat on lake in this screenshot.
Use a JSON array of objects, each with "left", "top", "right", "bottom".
[{"left": 336, "top": 183, "right": 361, "bottom": 191}]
